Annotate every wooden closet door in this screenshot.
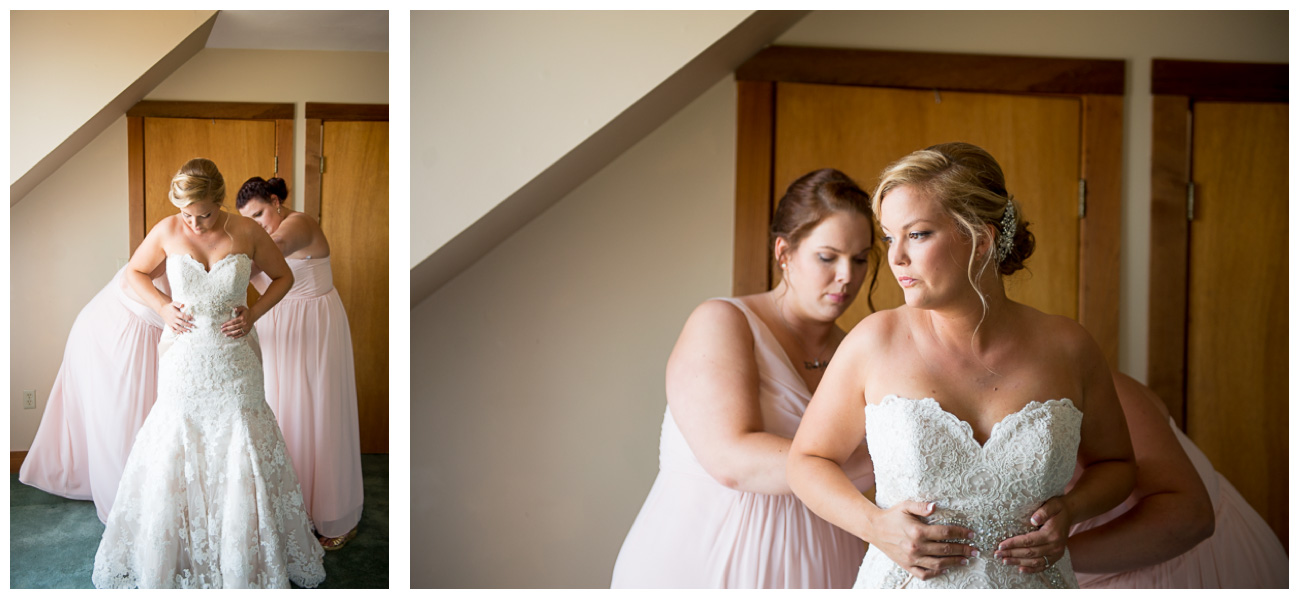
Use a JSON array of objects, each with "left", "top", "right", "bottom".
[
  {"left": 1186, "top": 101, "right": 1288, "bottom": 543},
  {"left": 773, "top": 83, "right": 1082, "bottom": 330},
  {"left": 319, "top": 120, "right": 389, "bottom": 454},
  {"left": 143, "top": 117, "right": 277, "bottom": 231}
]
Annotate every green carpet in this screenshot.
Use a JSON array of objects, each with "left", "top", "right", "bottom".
[{"left": 10, "top": 453, "right": 388, "bottom": 588}]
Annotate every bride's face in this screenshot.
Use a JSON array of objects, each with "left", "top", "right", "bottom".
[
  {"left": 238, "top": 197, "right": 283, "bottom": 234},
  {"left": 179, "top": 201, "right": 222, "bottom": 235},
  {"left": 879, "top": 185, "right": 975, "bottom": 310}
]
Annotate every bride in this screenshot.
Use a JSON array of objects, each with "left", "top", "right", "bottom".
[
  {"left": 787, "top": 143, "right": 1136, "bottom": 588},
  {"left": 91, "top": 158, "right": 325, "bottom": 588}
]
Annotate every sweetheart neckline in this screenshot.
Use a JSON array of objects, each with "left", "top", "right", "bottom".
[
  {"left": 172, "top": 252, "right": 249, "bottom": 274},
  {"left": 869, "top": 395, "right": 1078, "bottom": 450}
]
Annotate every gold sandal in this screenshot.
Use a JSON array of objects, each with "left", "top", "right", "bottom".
[{"left": 318, "top": 527, "right": 358, "bottom": 551}]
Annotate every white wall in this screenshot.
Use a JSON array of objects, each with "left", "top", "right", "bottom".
[
  {"left": 414, "top": 10, "right": 753, "bottom": 267},
  {"left": 412, "top": 10, "right": 1286, "bottom": 588},
  {"left": 775, "top": 9, "right": 1288, "bottom": 379},
  {"left": 10, "top": 118, "right": 131, "bottom": 447},
  {"left": 11, "top": 48, "right": 389, "bottom": 450},
  {"left": 413, "top": 76, "right": 736, "bottom": 588},
  {"left": 10, "top": 10, "right": 215, "bottom": 187}
]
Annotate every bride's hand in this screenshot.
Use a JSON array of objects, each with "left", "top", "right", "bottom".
[
  {"left": 159, "top": 300, "right": 193, "bottom": 334},
  {"left": 869, "top": 500, "right": 977, "bottom": 581},
  {"left": 995, "top": 496, "right": 1071, "bottom": 573},
  {"left": 221, "top": 306, "right": 252, "bottom": 338}
]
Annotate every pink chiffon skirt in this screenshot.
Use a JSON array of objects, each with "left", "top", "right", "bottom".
[
  {"left": 611, "top": 468, "right": 865, "bottom": 588},
  {"left": 1076, "top": 422, "right": 1288, "bottom": 588},
  {"left": 19, "top": 267, "right": 165, "bottom": 523},
  {"left": 252, "top": 257, "right": 363, "bottom": 538}
]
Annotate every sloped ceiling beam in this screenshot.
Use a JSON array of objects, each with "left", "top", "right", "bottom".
[
  {"left": 412, "top": 11, "right": 808, "bottom": 307},
  {"left": 10, "top": 11, "right": 219, "bottom": 205}
]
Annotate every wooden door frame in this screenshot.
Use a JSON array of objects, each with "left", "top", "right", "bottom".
[
  {"left": 1147, "top": 59, "right": 1287, "bottom": 427},
  {"left": 734, "top": 46, "right": 1126, "bottom": 367},
  {"left": 126, "top": 101, "right": 295, "bottom": 253},
  {"left": 302, "top": 103, "right": 389, "bottom": 222}
]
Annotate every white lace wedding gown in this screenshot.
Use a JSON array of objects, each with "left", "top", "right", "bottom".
[
  {"left": 91, "top": 254, "right": 326, "bottom": 589},
  {"left": 854, "top": 395, "right": 1082, "bottom": 588}
]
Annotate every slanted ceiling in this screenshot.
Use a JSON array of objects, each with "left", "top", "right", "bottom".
[
  {"left": 10, "top": 11, "right": 219, "bottom": 204},
  {"left": 413, "top": 10, "right": 809, "bottom": 306}
]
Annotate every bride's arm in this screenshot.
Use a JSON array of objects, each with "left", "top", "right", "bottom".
[
  {"left": 127, "top": 217, "right": 190, "bottom": 333},
  {"left": 243, "top": 218, "right": 293, "bottom": 323},
  {"left": 788, "top": 316, "right": 975, "bottom": 581},
  {"left": 997, "top": 322, "right": 1136, "bottom": 572}
]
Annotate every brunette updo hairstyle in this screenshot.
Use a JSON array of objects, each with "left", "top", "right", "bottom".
[
  {"left": 771, "top": 168, "right": 879, "bottom": 308},
  {"left": 236, "top": 176, "right": 289, "bottom": 210},
  {"left": 872, "top": 142, "right": 1036, "bottom": 329},
  {"left": 169, "top": 158, "right": 225, "bottom": 208}
]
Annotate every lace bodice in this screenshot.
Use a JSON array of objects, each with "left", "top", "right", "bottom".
[
  {"left": 167, "top": 253, "right": 251, "bottom": 331},
  {"left": 854, "top": 395, "right": 1082, "bottom": 588}
]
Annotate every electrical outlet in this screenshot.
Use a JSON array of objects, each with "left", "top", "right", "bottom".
[{"left": 23, "top": 390, "right": 36, "bottom": 409}]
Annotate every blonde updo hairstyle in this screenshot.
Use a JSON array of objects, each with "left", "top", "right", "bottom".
[
  {"left": 169, "top": 158, "right": 226, "bottom": 209},
  {"left": 872, "top": 142, "right": 1035, "bottom": 319}
]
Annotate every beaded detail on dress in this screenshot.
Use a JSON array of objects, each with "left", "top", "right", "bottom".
[{"left": 854, "top": 396, "right": 1082, "bottom": 589}]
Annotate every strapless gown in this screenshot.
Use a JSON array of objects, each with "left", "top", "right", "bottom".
[
  {"left": 1072, "top": 417, "right": 1288, "bottom": 588},
  {"left": 91, "top": 254, "right": 325, "bottom": 588},
  {"left": 252, "top": 257, "right": 364, "bottom": 538},
  {"left": 19, "top": 266, "right": 168, "bottom": 523},
  {"left": 855, "top": 396, "right": 1082, "bottom": 588},
  {"left": 611, "top": 298, "right": 872, "bottom": 588}
]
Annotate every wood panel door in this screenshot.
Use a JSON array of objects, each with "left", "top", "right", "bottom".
[
  {"left": 774, "top": 83, "right": 1082, "bottom": 330},
  {"left": 734, "top": 47, "right": 1125, "bottom": 364},
  {"left": 1185, "top": 101, "right": 1287, "bottom": 543},
  {"left": 318, "top": 120, "right": 389, "bottom": 454},
  {"left": 142, "top": 118, "right": 277, "bottom": 232}
]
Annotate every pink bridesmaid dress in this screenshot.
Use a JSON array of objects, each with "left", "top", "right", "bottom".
[
  {"left": 20, "top": 267, "right": 168, "bottom": 523},
  {"left": 611, "top": 298, "right": 872, "bottom": 588},
  {"left": 1073, "top": 418, "right": 1288, "bottom": 588},
  {"left": 251, "top": 256, "right": 363, "bottom": 538}
]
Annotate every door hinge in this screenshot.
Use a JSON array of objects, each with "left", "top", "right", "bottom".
[
  {"left": 1077, "top": 179, "right": 1087, "bottom": 218},
  {"left": 1187, "top": 181, "right": 1196, "bottom": 221},
  {"left": 273, "top": 156, "right": 279, "bottom": 175},
  {"left": 319, "top": 156, "right": 326, "bottom": 174}
]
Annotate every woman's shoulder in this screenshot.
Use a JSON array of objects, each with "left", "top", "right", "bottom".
[
  {"left": 1015, "top": 303, "right": 1104, "bottom": 362},
  {"left": 686, "top": 297, "right": 753, "bottom": 337}
]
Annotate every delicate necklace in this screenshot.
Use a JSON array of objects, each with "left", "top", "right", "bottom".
[{"left": 772, "top": 294, "right": 832, "bottom": 370}]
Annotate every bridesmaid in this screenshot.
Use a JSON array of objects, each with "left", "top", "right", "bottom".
[
  {"left": 236, "top": 177, "right": 364, "bottom": 550},
  {"left": 1068, "top": 373, "right": 1288, "bottom": 588},
  {"left": 611, "top": 169, "right": 878, "bottom": 588},
  {"left": 19, "top": 263, "right": 170, "bottom": 523}
]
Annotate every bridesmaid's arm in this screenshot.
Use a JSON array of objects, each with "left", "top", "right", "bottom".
[
  {"left": 665, "top": 300, "right": 794, "bottom": 495},
  {"left": 1067, "top": 373, "right": 1214, "bottom": 573}
]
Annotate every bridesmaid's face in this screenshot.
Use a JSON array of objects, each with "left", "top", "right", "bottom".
[
  {"left": 879, "top": 185, "right": 974, "bottom": 310},
  {"left": 239, "top": 197, "right": 282, "bottom": 235},
  {"left": 783, "top": 210, "right": 873, "bottom": 322}
]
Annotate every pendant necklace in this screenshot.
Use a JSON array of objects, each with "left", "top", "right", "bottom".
[{"left": 772, "top": 294, "right": 831, "bottom": 370}]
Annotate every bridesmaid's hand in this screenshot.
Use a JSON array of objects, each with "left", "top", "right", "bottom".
[
  {"left": 869, "top": 500, "right": 977, "bottom": 581},
  {"left": 995, "top": 496, "right": 1071, "bottom": 573},
  {"left": 221, "top": 306, "right": 252, "bottom": 338},
  {"left": 160, "top": 300, "right": 193, "bottom": 334}
]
